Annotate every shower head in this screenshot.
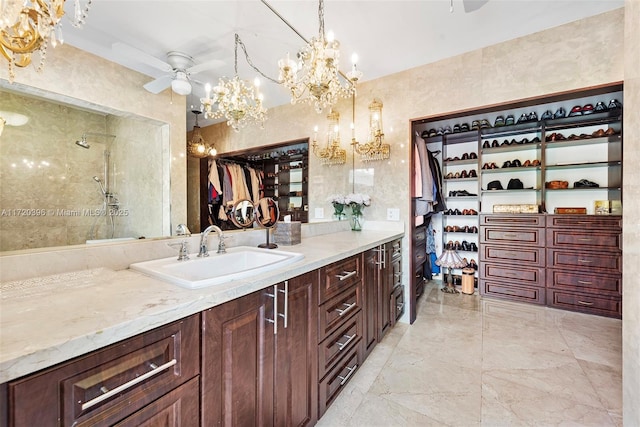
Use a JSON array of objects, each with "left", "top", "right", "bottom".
[
  {"left": 75, "top": 135, "right": 90, "bottom": 149},
  {"left": 93, "top": 176, "right": 107, "bottom": 195}
]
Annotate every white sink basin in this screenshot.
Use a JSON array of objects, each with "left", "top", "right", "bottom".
[{"left": 129, "top": 246, "right": 304, "bottom": 289}]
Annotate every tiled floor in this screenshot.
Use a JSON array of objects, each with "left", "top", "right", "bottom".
[{"left": 317, "top": 281, "right": 622, "bottom": 426}]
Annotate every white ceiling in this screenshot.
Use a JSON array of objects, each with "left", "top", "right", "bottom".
[{"left": 61, "top": 0, "right": 624, "bottom": 129}]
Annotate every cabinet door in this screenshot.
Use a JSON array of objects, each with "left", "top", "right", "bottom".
[
  {"left": 201, "top": 289, "right": 275, "bottom": 427},
  {"left": 362, "top": 249, "right": 379, "bottom": 357},
  {"left": 274, "top": 272, "right": 318, "bottom": 427}
]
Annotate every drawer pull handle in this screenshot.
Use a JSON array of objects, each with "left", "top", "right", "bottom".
[
  {"left": 578, "top": 238, "right": 592, "bottom": 242},
  {"left": 577, "top": 300, "right": 594, "bottom": 306},
  {"left": 336, "top": 302, "right": 357, "bottom": 317},
  {"left": 502, "top": 252, "right": 518, "bottom": 257},
  {"left": 336, "top": 270, "right": 357, "bottom": 281},
  {"left": 396, "top": 302, "right": 404, "bottom": 312},
  {"left": 578, "top": 259, "right": 593, "bottom": 264},
  {"left": 338, "top": 363, "right": 358, "bottom": 385},
  {"left": 503, "top": 289, "right": 516, "bottom": 294},
  {"left": 578, "top": 280, "right": 593, "bottom": 285},
  {"left": 81, "top": 359, "right": 177, "bottom": 411},
  {"left": 503, "top": 234, "right": 517, "bottom": 238},
  {"left": 337, "top": 334, "right": 356, "bottom": 351},
  {"left": 394, "top": 272, "right": 402, "bottom": 278}
]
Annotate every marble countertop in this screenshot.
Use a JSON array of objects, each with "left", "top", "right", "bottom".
[{"left": 0, "top": 229, "right": 403, "bottom": 383}]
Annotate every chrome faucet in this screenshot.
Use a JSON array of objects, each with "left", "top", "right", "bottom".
[
  {"left": 198, "top": 225, "right": 226, "bottom": 257},
  {"left": 174, "top": 223, "right": 191, "bottom": 261}
]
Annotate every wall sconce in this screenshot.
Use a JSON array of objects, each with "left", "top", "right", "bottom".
[
  {"left": 311, "top": 109, "right": 346, "bottom": 166},
  {"left": 352, "top": 98, "right": 390, "bottom": 162},
  {"left": 0, "top": 110, "right": 29, "bottom": 136}
]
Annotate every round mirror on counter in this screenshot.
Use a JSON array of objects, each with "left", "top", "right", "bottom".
[
  {"left": 230, "top": 199, "right": 256, "bottom": 229},
  {"left": 255, "top": 197, "right": 279, "bottom": 249}
]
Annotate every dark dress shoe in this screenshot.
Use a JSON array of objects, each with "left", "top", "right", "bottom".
[
  {"left": 518, "top": 138, "right": 528, "bottom": 144},
  {"left": 494, "top": 116, "right": 505, "bottom": 127},
  {"left": 482, "top": 163, "right": 491, "bottom": 170},
  {"left": 461, "top": 152, "right": 469, "bottom": 160},
  {"left": 470, "top": 243, "right": 478, "bottom": 252},
  {"left": 574, "top": 179, "right": 599, "bottom": 188},
  {"left": 470, "top": 226, "right": 478, "bottom": 234},
  {"left": 480, "top": 119, "right": 491, "bottom": 129},
  {"left": 516, "top": 113, "right": 528, "bottom": 124},
  {"left": 528, "top": 111, "right": 538, "bottom": 122},
  {"left": 491, "top": 140, "right": 499, "bottom": 148},
  {"left": 428, "top": 128, "right": 438, "bottom": 137},
  {"left": 460, "top": 123, "right": 470, "bottom": 132},
  {"left": 471, "top": 120, "right": 480, "bottom": 130},
  {"left": 594, "top": 102, "right": 607, "bottom": 112},
  {"left": 582, "top": 104, "right": 594, "bottom": 115},
  {"left": 453, "top": 208, "right": 461, "bottom": 215},
  {"left": 541, "top": 110, "right": 553, "bottom": 120},
  {"left": 531, "top": 136, "right": 541, "bottom": 143},
  {"left": 469, "top": 152, "right": 478, "bottom": 159},
  {"left": 502, "top": 160, "right": 511, "bottom": 168},
  {"left": 443, "top": 126, "right": 452, "bottom": 134},
  {"left": 568, "top": 105, "right": 582, "bottom": 117},
  {"left": 500, "top": 140, "right": 509, "bottom": 147},
  {"left": 454, "top": 241, "right": 462, "bottom": 250},
  {"left": 553, "top": 107, "right": 566, "bottom": 119},
  {"left": 469, "top": 169, "right": 477, "bottom": 178},
  {"left": 483, "top": 141, "right": 490, "bottom": 149},
  {"left": 460, "top": 170, "right": 469, "bottom": 178},
  {"left": 608, "top": 99, "right": 622, "bottom": 110},
  {"left": 453, "top": 124, "right": 461, "bottom": 133},
  {"left": 462, "top": 240, "right": 470, "bottom": 251},
  {"left": 511, "top": 159, "right": 522, "bottom": 167},
  {"left": 420, "top": 130, "right": 430, "bottom": 138},
  {"left": 469, "top": 259, "right": 478, "bottom": 270},
  {"left": 505, "top": 115, "right": 515, "bottom": 126}
]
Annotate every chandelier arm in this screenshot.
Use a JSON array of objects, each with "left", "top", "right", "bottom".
[
  {"left": 318, "top": 0, "right": 324, "bottom": 39},
  {"left": 260, "top": 0, "right": 310, "bottom": 45},
  {"left": 235, "top": 34, "right": 280, "bottom": 84}
]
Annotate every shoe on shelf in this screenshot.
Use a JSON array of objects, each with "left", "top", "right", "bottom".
[
  {"left": 462, "top": 240, "right": 470, "bottom": 251},
  {"left": 527, "top": 111, "right": 538, "bottom": 122},
  {"left": 568, "top": 105, "right": 582, "bottom": 117},
  {"left": 460, "top": 170, "right": 469, "bottom": 178},
  {"left": 574, "top": 179, "right": 600, "bottom": 188},
  {"left": 553, "top": 107, "right": 566, "bottom": 119},
  {"left": 469, "top": 169, "right": 477, "bottom": 178},
  {"left": 505, "top": 115, "right": 515, "bottom": 126},
  {"left": 494, "top": 115, "right": 505, "bottom": 127},
  {"left": 523, "top": 159, "right": 531, "bottom": 167},
  {"left": 454, "top": 241, "right": 462, "bottom": 250},
  {"left": 461, "top": 123, "right": 470, "bottom": 132},
  {"left": 608, "top": 99, "right": 623, "bottom": 109},
  {"left": 592, "top": 129, "right": 606, "bottom": 137},
  {"left": 470, "top": 226, "right": 478, "bottom": 233},
  {"left": 453, "top": 124, "right": 461, "bottom": 133},
  {"left": 540, "top": 110, "right": 553, "bottom": 120},
  {"left": 516, "top": 113, "right": 528, "bottom": 124},
  {"left": 480, "top": 119, "right": 491, "bottom": 128},
  {"left": 483, "top": 141, "right": 490, "bottom": 149},
  {"left": 469, "top": 152, "right": 478, "bottom": 159},
  {"left": 594, "top": 101, "right": 607, "bottom": 112},
  {"left": 471, "top": 120, "right": 480, "bottom": 130},
  {"left": 502, "top": 160, "right": 512, "bottom": 168},
  {"left": 582, "top": 103, "right": 594, "bottom": 115},
  {"left": 469, "top": 259, "right": 478, "bottom": 270},
  {"left": 445, "top": 172, "right": 454, "bottom": 179},
  {"left": 453, "top": 208, "right": 462, "bottom": 215},
  {"left": 462, "top": 152, "right": 470, "bottom": 160},
  {"left": 443, "top": 125, "right": 452, "bottom": 134},
  {"left": 470, "top": 242, "right": 478, "bottom": 252},
  {"left": 511, "top": 159, "right": 522, "bottom": 167},
  {"left": 605, "top": 128, "right": 617, "bottom": 136}
]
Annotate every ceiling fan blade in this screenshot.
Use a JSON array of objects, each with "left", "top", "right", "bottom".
[
  {"left": 187, "top": 59, "right": 225, "bottom": 75},
  {"left": 143, "top": 75, "right": 174, "bottom": 94},
  {"left": 112, "top": 42, "right": 173, "bottom": 73},
  {"left": 463, "top": 0, "right": 488, "bottom": 13}
]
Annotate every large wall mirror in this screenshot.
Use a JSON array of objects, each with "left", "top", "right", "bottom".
[{"left": 0, "top": 86, "right": 170, "bottom": 252}]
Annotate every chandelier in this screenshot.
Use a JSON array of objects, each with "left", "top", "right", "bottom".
[
  {"left": 274, "top": 0, "right": 362, "bottom": 113},
  {"left": 200, "top": 34, "right": 267, "bottom": 132},
  {"left": 352, "top": 98, "right": 390, "bottom": 162},
  {"left": 1, "top": 0, "right": 91, "bottom": 81},
  {"left": 312, "top": 109, "right": 346, "bottom": 166},
  {"left": 187, "top": 110, "right": 217, "bottom": 158}
]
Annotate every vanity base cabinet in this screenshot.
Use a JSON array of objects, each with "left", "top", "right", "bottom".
[
  {"left": 201, "top": 271, "right": 319, "bottom": 427},
  {"left": 6, "top": 315, "right": 200, "bottom": 427}
]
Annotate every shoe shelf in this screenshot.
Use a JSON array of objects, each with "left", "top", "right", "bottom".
[
  {"left": 481, "top": 166, "right": 541, "bottom": 174},
  {"left": 481, "top": 188, "right": 541, "bottom": 194},
  {"left": 444, "top": 177, "right": 478, "bottom": 182},
  {"left": 443, "top": 158, "right": 478, "bottom": 166},
  {"left": 543, "top": 109, "right": 622, "bottom": 131},
  {"left": 545, "top": 186, "right": 621, "bottom": 192},
  {"left": 445, "top": 196, "right": 479, "bottom": 201},
  {"left": 480, "top": 123, "right": 543, "bottom": 138},
  {"left": 545, "top": 161, "right": 621, "bottom": 171},
  {"left": 444, "top": 131, "right": 479, "bottom": 144},
  {"left": 544, "top": 134, "right": 621, "bottom": 149},
  {"left": 481, "top": 143, "right": 542, "bottom": 154}
]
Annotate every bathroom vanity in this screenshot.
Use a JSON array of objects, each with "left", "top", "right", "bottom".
[{"left": 0, "top": 227, "right": 403, "bottom": 426}]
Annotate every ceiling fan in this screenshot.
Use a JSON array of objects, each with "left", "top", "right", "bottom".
[
  {"left": 463, "top": 0, "right": 489, "bottom": 13},
  {"left": 112, "top": 42, "right": 225, "bottom": 96}
]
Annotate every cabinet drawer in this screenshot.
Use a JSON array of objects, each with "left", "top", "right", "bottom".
[
  {"left": 413, "top": 225, "right": 427, "bottom": 244},
  {"left": 547, "top": 249, "right": 621, "bottom": 273},
  {"left": 318, "top": 314, "right": 362, "bottom": 379},
  {"left": 480, "top": 279, "right": 546, "bottom": 305},
  {"left": 393, "top": 285, "right": 405, "bottom": 322},
  {"left": 390, "top": 239, "right": 402, "bottom": 260},
  {"left": 547, "top": 269, "right": 622, "bottom": 296},
  {"left": 480, "top": 244, "right": 545, "bottom": 267},
  {"left": 480, "top": 226, "right": 545, "bottom": 247},
  {"left": 392, "top": 257, "right": 402, "bottom": 288},
  {"left": 548, "top": 215, "right": 621, "bottom": 230},
  {"left": 414, "top": 265, "right": 425, "bottom": 298},
  {"left": 480, "top": 214, "right": 545, "bottom": 227},
  {"left": 480, "top": 263, "right": 545, "bottom": 287},
  {"left": 8, "top": 315, "right": 200, "bottom": 427},
  {"left": 546, "top": 289, "right": 621, "bottom": 318},
  {"left": 413, "top": 246, "right": 427, "bottom": 265},
  {"left": 546, "top": 228, "right": 621, "bottom": 251},
  {"left": 318, "top": 285, "right": 361, "bottom": 342},
  {"left": 319, "top": 255, "right": 362, "bottom": 303},
  {"left": 318, "top": 346, "right": 360, "bottom": 417}
]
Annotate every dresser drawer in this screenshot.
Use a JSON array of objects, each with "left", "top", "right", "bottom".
[
  {"left": 414, "top": 265, "right": 425, "bottom": 298},
  {"left": 480, "top": 279, "right": 546, "bottom": 305},
  {"left": 480, "top": 263, "right": 545, "bottom": 287},
  {"left": 480, "top": 244, "right": 545, "bottom": 267},
  {"left": 547, "top": 249, "right": 621, "bottom": 273},
  {"left": 413, "top": 246, "right": 427, "bottom": 265},
  {"left": 546, "top": 228, "right": 621, "bottom": 251},
  {"left": 546, "top": 289, "right": 621, "bottom": 318},
  {"left": 547, "top": 269, "right": 622, "bottom": 296},
  {"left": 392, "top": 285, "right": 405, "bottom": 322},
  {"left": 480, "top": 214, "right": 545, "bottom": 227},
  {"left": 480, "top": 226, "right": 545, "bottom": 247},
  {"left": 8, "top": 315, "right": 200, "bottom": 427},
  {"left": 318, "top": 285, "right": 361, "bottom": 342},
  {"left": 548, "top": 215, "right": 621, "bottom": 230},
  {"left": 413, "top": 225, "right": 427, "bottom": 244},
  {"left": 318, "top": 346, "right": 360, "bottom": 417},
  {"left": 319, "top": 255, "right": 362, "bottom": 303},
  {"left": 390, "top": 239, "right": 402, "bottom": 260},
  {"left": 318, "top": 313, "right": 362, "bottom": 379}
]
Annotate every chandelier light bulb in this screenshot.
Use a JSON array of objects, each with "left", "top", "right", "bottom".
[
  {"left": 326, "top": 30, "right": 334, "bottom": 42},
  {"left": 254, "top": 77, "right": 260, "bottom": 88}
]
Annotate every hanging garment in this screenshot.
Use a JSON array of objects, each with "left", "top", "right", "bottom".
[
  {"left": 426, "top": 149, "right": 446, "bottom": 212},
  {"left": 414, "top": 133, "right": 436, "bottom": 215},
  {"left": 249, "top": 167, "right": 261, "bottom": 203},
  {"left": 208, "top": 159, "right": 223, "bottom": 199}
]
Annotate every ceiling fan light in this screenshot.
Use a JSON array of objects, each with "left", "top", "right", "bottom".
[{"left": 171, "top": 78, "right": 192, "bottom": 95}]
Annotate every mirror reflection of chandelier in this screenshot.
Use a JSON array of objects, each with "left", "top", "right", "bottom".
[
  {"left": 200, "top": 34, "right": 267, "bottom": 132},
  {"left": 276, "top": 0, "right": 362, "bottom": 114},
  {"left": 0, "top": 0, "right": 91, "bottom": 81},
  {"left": 312, "top": 109, "right": 346, "bottom": 166},
  {"left": 187, "top": 110, "right": 217, "bottom": 158},
  {"left": 352, "top": 98, "right": 390, "bottom": 162}
]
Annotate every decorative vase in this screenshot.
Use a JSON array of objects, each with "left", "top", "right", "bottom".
[
  {"left": 332, "top": 203, "right": 346, "bottom": 221},
  {"left": 350, "top": 204, "right": 363, "bottom": 231}
]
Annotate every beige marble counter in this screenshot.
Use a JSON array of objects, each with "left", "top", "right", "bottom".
[{"left": 0, "top": 229, "right": 403, "bottom": 384}]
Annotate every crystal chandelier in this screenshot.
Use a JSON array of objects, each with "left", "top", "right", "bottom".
[
  {"left": 1, "top": 0, "right": 91, "bottom": 81},
  {"left": 312, "top": 109, "right": 346, "bottom": 166},
  {"left": 352, "top": 98, "right": 390, "bottom": 162},
  {"left": 275, "top": 0, "right": 362, "bottom": 113},
  {"left": 200, "top": 34, "right": 267, "bottom": 132},
  {"left": 187, "top": 110, "right": 217, "bottom": 158}
]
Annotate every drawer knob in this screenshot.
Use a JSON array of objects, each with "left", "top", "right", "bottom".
[
  {"left": 338, "top": 363, "right": 358, "bottom": 385},
  {"left": 81, "top": 359, "right": 177, "bottom": 411},
  {"left": 335, "top": 270, "right": 357, "bottom": 281}
]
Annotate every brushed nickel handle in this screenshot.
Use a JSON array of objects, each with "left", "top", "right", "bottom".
[
  {"left": 336, "top": 302, "right": 356, "bottom": 317},
  {"left": 396, "top": 302, "right": 404, "bottom": 312},
  {"left": 578, "top": 259, "right": 593, "bottom": 264},
  {"left": 578, "top": 238, "right": 592, "bottom": 241},
  {"left": 336, "top": 270, "right": 357, "bottom": 281},
  {"left": 503, "top": 234, "right": 517, "bottom": 238},
  {"left": 278, "top": 280, "right": 289, "bottom": 328},
  {"left": 578, "top": 300, "right": 594, "bottom": 306},
  {"left": 266, "top": 284, "right": 278, "bottom": 335},
  {"left": 338, "top": 363, "right": 358, "bottom": 385},
  {"left": 81, "top": 359, "right": 177, "bottom": 410},
  {"left": 337, "top": 334, "right": 356, "bottom": 351},
  {"left": 502, "top": 252, "right": 518, "bottom": 257},
  {"left": 578, "top": 280, "right": 593, "bottom": 285},
  {"left": 503, "top": 289, "right": 516, "bottom": 294}
]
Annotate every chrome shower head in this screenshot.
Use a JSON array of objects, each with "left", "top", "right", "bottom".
[
  {"left": 75, "top": 135, "right": 90, "bottom": 149},
  {"left": 93, "top": 176, "right": 107, "bottom": 195}
]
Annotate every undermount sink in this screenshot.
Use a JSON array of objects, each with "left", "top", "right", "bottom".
[{"left": 129, "top": 246, "right": 304, "bottom": 289}]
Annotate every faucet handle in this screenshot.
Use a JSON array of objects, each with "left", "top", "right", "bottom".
[{"left": 176, "top": 223, "right": 191, "bottom": 236}]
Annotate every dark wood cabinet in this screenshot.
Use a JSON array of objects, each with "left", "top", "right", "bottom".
[
  {"left": 7, "top": 315, "right": 200, "bottom": 427},
  {"left": 201, "top": 271, "right": 318, "bottom": 427},
  {"left": 362, "top": 248, "right": 379, "bottom": 357}
]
